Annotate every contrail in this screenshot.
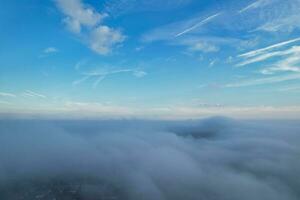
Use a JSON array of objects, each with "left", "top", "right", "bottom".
[
  {"left": 238, "top": 37, "right": 300, "bottom": 58},
  {"left": 174, "top": 13, "right": 221, "bottom": 38}
]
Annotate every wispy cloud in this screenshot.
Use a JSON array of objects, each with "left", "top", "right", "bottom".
[
  {"left": 180, "top": 38, "right": 221, "bottom": 53},
  {"left": 126, "top": 0, "right": 300, "bottom": 57},
  {"left": 22, "top": 90, "right": 47, "bottom": 99},
  {"left": 238, "top": 37, "right": 300, "bottom": 58},
  {"left": 277, "top": 85, "right": 300, "bottom": 92},
  {"left": 235, "top": 37, "right": 300, "bottom": 75},
  {"left": 142, "top": 10, "right": 260, "bottom": 54},
  {"left": 238, "top": 0, "right": 274, "bottom": 14},
  {"left": 55, "top": 0, "right": 125, "bottom": 55},
  {"left": 63, "top": 101, "right": 133, "bottom": 115},
  {"left": 256, "top": 13, "right": 300, "bottom": 32},
  {"left": 104, "top": 0, "right": 193, "bottom": 17},
  {"left": 73, "top": 67, "right": 147, "bottom": 88},
  {"left": 248, "top": 0, "right": 300, "bottom": 33},
  {"left": 43, "top": 47, "right": 58, "bottom": 54},
  {"left": 260, "top": 49, "right": 300, "bottom": 74},
  {"left": 146, "top": 105, "right": 300, "bottom": 119},
  {"left": 142, "top": 13, "right": 221, "bottom": 43},
  {"left": 133, "top": 70, "right": 147, "bottom": 78},
  {"left": 237, "top": 45, "right": 300, "bottom": 67},
  {"left": 0, "top": 92, "right": 16, "bottom": 98},
  {"left": 174, "top": 13, "right": 221, "bottom": 38},
  {"left": 225, "top": 73, "right": 300, "bottom": 88},
  {"left": 209, "top": 59, "right": 218, "bottom": 67},
  {"left": 0, "top": 100, "right": 11, "bottom": 105}
]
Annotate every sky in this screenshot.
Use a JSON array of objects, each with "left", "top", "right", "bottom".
[{"left": 0, "top": 0, "right": 300, "bottom": 119}]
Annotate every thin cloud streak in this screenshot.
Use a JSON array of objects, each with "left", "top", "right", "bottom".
[
  {"left": 0, "top": 92, "right": 16, "bottom": 98},
  {"left": 238, "top": 0, "right": 273, "bottom": 14},
  {"left": 225, "top": 73, "right": 300, "bottom": 88},
  {"left": 174, "top": 12, "right": 222, "bottom": 38},
  {"left": 236, "top": 46, "right": 300, "bottom": 67},
  {"left": 2, "top": 103, "right": 300, "bottom": 119},
  {"left": 0, "top": 100, "right": 11, "bottom": 105},
  {"left": 73, "top": 68, "right": 147, "bottom": 88},
  {"left": 43, "top": 47, "right": 58, "bottom": 54},
  {"left": 277, "top": 85, "right": 300, "bottom": 92},
  {"left": 23, "top": 90, "right": 47, "bottom": 99},
  {"left": 260, "top": 51, "right": 300, "bottom": 74},
  {"left": 238, "top": 37, "right": 300, "bottom": 58}
]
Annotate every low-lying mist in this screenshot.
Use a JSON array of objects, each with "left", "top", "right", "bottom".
[{"left": 0, "top": 117, "right": 300, "bottom": 200}]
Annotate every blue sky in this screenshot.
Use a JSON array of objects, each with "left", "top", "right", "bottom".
[{"left": 1, "top": 0, "right": 300, "bottom": 119}]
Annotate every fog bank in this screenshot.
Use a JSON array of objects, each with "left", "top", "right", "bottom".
[{"left": 0, "top": 117, "right": 300, "bottom": 200}]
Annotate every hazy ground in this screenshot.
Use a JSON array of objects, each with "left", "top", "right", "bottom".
[{"left": 0, "top": 117, "right": 300, "bottom": 200}]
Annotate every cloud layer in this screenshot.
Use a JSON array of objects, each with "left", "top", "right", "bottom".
[{"left": 0, "top": 118, "right": 300, "bottom": 199}]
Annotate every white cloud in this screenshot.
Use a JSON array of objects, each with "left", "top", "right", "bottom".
[
  {"left": 62, "top": 104, "right": 300, "bottom": 119},
  {"left": 55, "top": 0, "right": 125, "bottom": 55},
  {"left": 6, "top": 100, "right": 300, "bottom": 119},
  {"left": 73, "top": 67, "right": 147, "bottom": 88},
  {"left": 188, "top": 41, "right": 220, "bottom": 53},
  {"left": 72, "top": 75, "right": 92, "bottom": 87},
  {"left": 238, "top": 0, "right": 274, "bottom": 14},
  {"left": 142, "top": 9, "right": 248, "bottom": 55},
  {"left": 56, "top": 0, "right": 104, "bottom": 33},
  {"left": 43, "top": 47, "right": 58, "bottom": 54},
  {"left": 146, "top": 105, "right": 300, "bottom": 119},
  {"left": 209, "top": 59, "right": 218, "bottom": 67},
  {"left": 235, "top": 36, "right": 300, "bottom": 75},
  {"left": 277, "top": 85, "right": 300, "bottom": 92},
  {"left": 0, "top": 100, "right": 11, "bottom": 105},
  {"left": 133, "top": 70, "right": 147, "bottom": 78},
  {"left": 0, "top": 92, "right": 16, "bottom": 98},
  {"left": 89, "top": 26, "right": 125, "bottom": 55},
  {"left": 249, "top": 0, "right": 300, "bottom": 33},
  {"left": 226, "top": 56, "right": 234, "bottom": 63},
  {"left": 176, "top": 36, "right": 241, "bottom": 54},
  {"left": 238, "top": 37, "right": 300, "bottom": 58},
  {"left": 236, "top": 37, "right": 300, "bottom": 75},
  {"left": 142, "top": 13, "right": 221, "bottom": 43},
  {"left": 63, "top": 17, "right": 82, "bottom": 33},
  {"left": 225, "top": 73, "right": 300, "bottom": 88},
  {"left": 135, "top": 46, "right": 144, "bottom": 51},
  {"left": 142, "top": 10, "right": 269, "bottom": 55},
  {"left": 260, "top": 66, "right": 300, "bottom": 75},
  {"left": 260, "top": 51, "right": 300, "bottom": 75},
  {"left": 63, "top": 101, "right": 133, "bottom": 115},
  {"left": 22, "top": 90, "right": 46, "bottom": 99},
  {"left": 174, "top": 13, "right": 221, "bottom": 38},
  {"left": 138, "top": 0, "right": 299, "bottom": 57},
  {"left": 256, "top": 14, "right": 300, "bottom": 32},
  {"left": 237, "top": 45, "right": 300, "bottom": 67}
]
